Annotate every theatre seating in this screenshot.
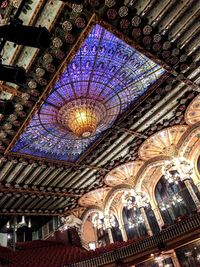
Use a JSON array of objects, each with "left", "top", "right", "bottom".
[{"left": 0, "top": 236, "right": 154, "bottom": 267}]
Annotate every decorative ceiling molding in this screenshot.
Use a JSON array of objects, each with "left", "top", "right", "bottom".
[
  {"left": 138, "top": 125, "right": 189, "bottom": 161},
  {"left": 104, "top": 161, "right": 144, "bottom": 187},
  {"left": 78, "top": 187, "right": 111, "bottom": 208},
  {"left": 185, "top": 94, "right": 200, "bottom": 125},
  {"left": 0, "top": 0, "right": 200, "bottom": 219}
]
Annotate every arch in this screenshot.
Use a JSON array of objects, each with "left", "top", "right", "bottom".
[
  {"left": 154, "top": 175, "right": 197, "bottom": 224},
  {"left": 78, "top": 187, "right": 111, "bottom": 208},
  {"left": 103, "top": 184, "right": 132, "bottom": 230},
  {"left": 134, "top": 157, "right": 171, "bottom": 205},
  {"left": 104, "top": 184, "right": 132, "bottom": 214},
  {"left": 179, "top": 122, "right": 200, "bottom": 184},
  {"left": 104, "top": 161, "right": 144, "bottom": 187},
  {"left": 80, "top": 206, "right": 103, "bottom": 243},
  {"left": 138, "top": 125, "right": 189, "bottom": 161},
  {"left": 185, "top": 94, "right": 200, "bottom": 125}
]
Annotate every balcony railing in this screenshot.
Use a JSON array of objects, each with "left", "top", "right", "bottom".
[{"left": 66, "top": 213, "right": 200, "bottom": 267}]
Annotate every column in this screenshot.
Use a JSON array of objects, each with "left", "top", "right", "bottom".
[
  {"left": 171, "top": 251, "right": 181, "bottom": 267},
  {"left": 184, "top": 179, "right": 200, "bottom": 208},
  {"left": 153, "top": 207, "right": 165, "bottom": 229},
  {"left": 13, "top": 217, "right": 17, "bottom": 252},
  {"left": 119, "top": 225, "right": 128, "bottom": 242},
  {"left": 166, "top": 250, "right": 181, "bottom": 267},
  {"left": 167, "top": 206, "right": 176, "bottom": 221},
  {"left": 150, "top": 199, "right": 164, "bottom": 229},
  {"left": 140, "top": 207, "right": 153, "bottom": 236},
  {"left": 196, "top": 182, "right": 200, "bottom": 192},
  {"left": 107, "top": 228, "right": 114, "bottom": 244}
]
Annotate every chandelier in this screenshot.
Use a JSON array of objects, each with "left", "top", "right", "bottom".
[
  {"left": 160, "top": 194, "right": 183, "bottom": 211},
  {"left": 162, "top": 157, "right": 193, "bottom": 183},
  {"left": 128, "top": 216, "right": 144, "bottom": 229},
  {"left": 57, "top": 99, "right": 106, "bottom": 138},
  {"left": 122, "top": 189, "right": 149, "bottom": 210},
  {"left": 92, "top": 212, "right": 116, "bottom": 230}
]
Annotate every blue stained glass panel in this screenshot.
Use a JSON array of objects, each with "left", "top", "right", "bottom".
[{"left": 12, "top": 24, "right": 165, "bottom": 162}]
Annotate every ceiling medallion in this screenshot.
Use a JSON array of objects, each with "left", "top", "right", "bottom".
[
  {"left": 11, "top": 19, "right": 165, "bottom": 162},
  {"left": 57, "top": 98, "right": 107, "bottom": 138}
]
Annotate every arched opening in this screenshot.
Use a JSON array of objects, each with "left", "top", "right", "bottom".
[
  {"left": 111, "top": 215, "right": 123, "bottom": 242},
  {"left": 197, "top": 156, "right": 200, "bottom": 176},
  {"left": 122, "top": 206, "right": 147, "bottom": 239},
  {"left": 155, "top": 175, "right": 198, "bottom": 224}
]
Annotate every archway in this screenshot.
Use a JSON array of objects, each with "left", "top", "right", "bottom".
[{"left": 155, "top": 175, "right": 197, "bottom": 224}]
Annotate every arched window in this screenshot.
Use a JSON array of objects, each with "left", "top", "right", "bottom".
[
  {"left": 197, "top": 156, "right": 200, "bottom": 175},
  {"left": 111, "top": 215, "right": 123, "bottom": 242},
  {"left": 155, "top": 176, "right": 196, "bottom": 224},
  {"left": 122, "top": 206, "right": 148, "bottom": 239},
  {"left": 96, "top": 226, "right": 109, "bottom": 246}
]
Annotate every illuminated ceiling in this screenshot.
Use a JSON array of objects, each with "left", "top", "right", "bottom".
[
  {"left": 11, "top": 24, "right": 164, "bottom": 162},
  {"left": 0, "top": 0, "right": 199, "bottom": 219}
]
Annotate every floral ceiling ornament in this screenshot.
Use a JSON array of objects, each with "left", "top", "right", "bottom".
[
  {"left": 105, "top": 0, "right": 116, "bottom": 8},
  {"left": 72, "top": 3, "right": 83, "bottom": 13},
  {"left": 0, "top": 0, "right": 22, "bottom": 25},
  {"left": 62, "top": 20, "right": 73, "bottom": 32}
]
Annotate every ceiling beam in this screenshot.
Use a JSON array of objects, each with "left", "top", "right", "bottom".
[
  {"left": 0, "top": 211, "right": 60, "bottom": 216},
  {"left": 0, "top": 185, "right": 81, "bottom": 198}
]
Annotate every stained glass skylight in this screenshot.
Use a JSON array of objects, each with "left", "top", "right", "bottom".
[{"left": 11, "top": 24, "right": 165, "bottom": 162}]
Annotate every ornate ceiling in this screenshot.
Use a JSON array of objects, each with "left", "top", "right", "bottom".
[
  {"left": 185, "top": 94, "right": 200, "bottom": 125},
  {"left": 138, "top": 125, "right": 189, "bottom": 160},
  {"left": 0, "top": 0, "right": 200, "bottom": 222},
  {"left": 11, "top": 23, "right": 164, "bottom": 162},
  {"left": 104, "top": 161, "right": 144, "bottom": 187}
]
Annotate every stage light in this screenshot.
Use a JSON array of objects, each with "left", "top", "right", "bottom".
[
  {"left": 0, "top": 64, "right": 26, "bottom": 85},
  {"left": 0, "top": 25, "right": 50, "bottom": 48}
]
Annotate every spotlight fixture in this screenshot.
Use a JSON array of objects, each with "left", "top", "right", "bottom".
[
  {"left": 0, "top": 64, "right": 26, "bottom": 85},
  {"left": 0, "top": 25, "right": 50, "bottom": 49}
]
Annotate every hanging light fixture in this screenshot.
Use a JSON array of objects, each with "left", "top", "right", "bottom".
[
  {"left": 57, "top": 99, "right": 106, "bottom": 138},
  {"left": 128, "top": 216, "right": 144, "bottom": 229},
  {"left": 6, "top": 221, "right": 10, "bottom": 229},
  {"left": 162, "top": 157, "right": 193, "bottom": 184},
  {"left": 28, "top": 218, "right": 31, "bottom": 228},
  {"left": 171, "top": 195, "right": 183, "bottom": 205},
  {"left": 91, "top": 212, "right": 115, "bottom": 230},
  {"left": 159, "top": 193, "right": 183, "bottom": 211},
  {"left": 160, "top": 203, "right": 171, "bottom": 211},
  {"left": 122, "top": 189, "right": 149, "bottom": 210},
  {"left": 18, "top": 216, "right": 26, "bottom": 227}
]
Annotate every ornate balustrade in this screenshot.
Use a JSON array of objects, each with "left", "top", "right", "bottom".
[{"left": 66, "top": 213, "right": 200, "bottom": 267}]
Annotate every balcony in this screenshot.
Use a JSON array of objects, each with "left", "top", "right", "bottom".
[{"left": 67, "top": 213, "right": 200, "bottom": 267}]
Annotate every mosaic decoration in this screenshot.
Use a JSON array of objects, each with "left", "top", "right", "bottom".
[
  {"left": 185, "top": 94, "right": 200, "bottom": 125},
  {"left": 138, "top": 125, "right": 189, "bottom": 161},
  {"left": 78, "top": 188, "right": 111, "bottom": 208},
  {"left": 12, "top": 24, "right": 165, "bottom": 162},
  {"left": 104, "top": 161, "right": 144, "bottom": 187}
]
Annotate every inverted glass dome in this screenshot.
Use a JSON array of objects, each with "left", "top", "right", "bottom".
[{"left": 12, "top": 24, "right": 165, "bottom": 162}]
